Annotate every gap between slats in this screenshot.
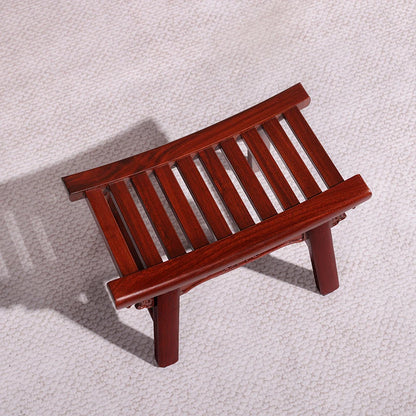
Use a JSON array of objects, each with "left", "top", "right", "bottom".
[
  {"left": 198, "top": 146, "right": 255, "bottom": 231},
  {"left": 260, "top": 117, "right": 321, "bottom": 200},
  {"left": 85, "top": 188, "right": 139, "bottom": 276},
  {"left": 256, "top": 126, "right": 307, "bottom": 203},
  {"left": 131, "top": 172, "right": 187, "bottom": 260},
  {"left": 214, "top": 147, "right": 262, "bottom": 224},
  {"left": 154, "top": 164, "right": 210, "bottom": 250},
  {"left": 176, "top": 155, "right": 233, "bottom": 240},
  {"left": 123, "top": 179, "right": 169, "bottom": 262},
  {"left": 235, "top": 137, "right": 284, "bottom": 214},
  {"left": 241, "top": 128, "right": 299, "bottom": 210},
  {"left": 106, "top": 191, "right": 144, "bottom": 270},
  {"left": 108, "top": 180, "right": 162, "bottom": 269},
  {"left": 148, "top": 173, "right": 193, "bottom": 253},
  {"left": 283, "top": 106, "right": 343, "bottom": 188},
  {"left": 277, "top": 118, "right": 328, "bottom": 192},
  {"left": 193, "top": 157, "right": 239, "bottom": 234},
  {"left": 221, "top": 137, "right": 277, "bottom": 220},
  {"left": 171, "top": 166, "right": 216, "bottom": 244}
]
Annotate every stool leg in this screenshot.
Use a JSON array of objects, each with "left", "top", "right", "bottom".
[
  {"left": 305, "top": 222, "right": 339, "bottom": 295},
  {"left": 153, "top": 289, "right": 180, "bottom": 367}
]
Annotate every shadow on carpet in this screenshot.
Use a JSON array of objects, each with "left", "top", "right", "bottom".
[{"left": 0, "top": 119, "right": 317, "bottom": 366}]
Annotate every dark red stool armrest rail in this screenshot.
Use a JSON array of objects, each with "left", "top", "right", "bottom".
[{"left": 62, "top": 83, "right": 371, "bottom": 367}]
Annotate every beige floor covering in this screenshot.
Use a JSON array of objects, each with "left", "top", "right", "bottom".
[{"left": 0, "top": 1, "right": 415, "bottom": 415}]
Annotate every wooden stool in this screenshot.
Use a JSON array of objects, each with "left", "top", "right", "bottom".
[{"left": 62, "top": 83, "right": 371, "bottom": 367}]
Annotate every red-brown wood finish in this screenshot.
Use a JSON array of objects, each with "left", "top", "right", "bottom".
[
  {"left": 109, "top": 178, "right": 182, "bottom": 365},
  {"left": 242, "top": 128, "right": 299, "bottom": 209},
  {"left": 62, "top": 83, "right": 311, "bottom": 201},
  {"left": 262, "top": 117, "right": 321, "bottom": 198},
  {"left": 109, "top": 180, "right": 162, "bottom": 267},
  {"left": 107, "top": 175, "right": 371, "bottom": 308},
  {"left": 63, "top": 83, "right": 372, "bottom": 367},
  {"left": 306, "top": 222, "right": 339, "bottom": 294},
  {"left": 153, "top": 289, "right": 180, "bottom": 367},
  {"left": 199, "top": 147, "right": 255, "bottom": 230},
  {"left": 176, "top": 156, "right": 232, "bottom": 240},
  {"left": 85, "top": 188, "right": 139, "bottom": 276},
  {"left": 154, "top": 164, "right": 209, "bottom": 249},
  {"left": 283, "top": 106, "right": 343, "bottom": 188},
  {"left": 105, "top": 192, "right": 144, "bottom": 270},
  {"left": 220, "top": 138, "right": 277, "bottom": 220},
  {"left": 131, "top": 172, "right": 185, "bottom": 259}
]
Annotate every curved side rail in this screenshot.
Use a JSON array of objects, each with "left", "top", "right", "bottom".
[{"left": 62, "top": 83, "right": 310, "bottom": 201}]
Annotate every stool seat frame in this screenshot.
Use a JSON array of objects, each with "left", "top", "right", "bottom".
[{"left": 63, "top": 84, "right": 371, "bottom": 366}]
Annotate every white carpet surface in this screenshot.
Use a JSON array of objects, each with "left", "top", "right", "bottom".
[{"left": 1, "top": 1, "right": 415, "bottom": 415}]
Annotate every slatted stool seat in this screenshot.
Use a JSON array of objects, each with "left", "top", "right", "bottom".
[{"left": 62, "top": 83, "right": 371, "bottom": 367}]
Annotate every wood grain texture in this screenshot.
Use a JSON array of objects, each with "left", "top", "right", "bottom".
[
  {"left": 109, "top": 180, "right": 162, "bottom": 267},
  {"left": 176, "top": 155, "right": 232, "bottom": 240},
  {"left": 306, "top": 222, "right": 339, "bottom": 295},
  {"left": 105, "top": 192, "right": 144, "bottom": 270},
  {"left": 62, "top": 83, "right": 310, "bottom": 201},
  {"left": 180, "top": 234, "right": 305, "bottom": 295},
  {"left": 64, "top": 84, "right": 373, "bottom": 368},
  {"left": 220, "top": 138, "right": 277, "bottom": 220},
  {"left": 154, "top": 164, "right": 209, "bottom": 250},
  {"left": 283, "top": 106, "right": 343, "bottom": 188},
  {"left": 107, "top": 174, "right": 371, "bottom": 308},
  {"left": 262, "top": 117, "right": 321, "bottom": 199},
  {"left": 131, "top": 172, "right": 186, "bottom": 259},
  {"left": 199, "top": 147, "right": 255, "bottom": 230},
  {"left": 85, "top": 188, "right": 139, "bottom": 276},
  {"left": 153, "top": 289, "right": 180, "bottom": 367},
  {"left": 242, "top": 128, "right": 299, "bottom": 209}
]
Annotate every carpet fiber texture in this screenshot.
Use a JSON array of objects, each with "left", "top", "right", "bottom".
[{"left": 0, "top": 1, "right": 415, "bottom": 415}]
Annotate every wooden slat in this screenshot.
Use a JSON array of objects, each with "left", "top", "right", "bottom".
[
  {"left": 85, "top": 188, "right": 139, "bottom": 276},
  {"left": 63, "top": 83, "right": 311, "bottom": 201},
  {"left": 242, "top": 128, "right": 299, "bottom": 210},
  {"left": 109, "top": 180, "right": 162, "bottom": 267},
  {"left": 154, "top": 164, "right": 209, "bottom": 250},
  {"left": 131, "top": 172, "right": 186, "bottom": 259},
  {"left": 220, "top": 138, "right": 277, "bottom": 220},
  {"left": 107, "top": 174, "right": 372, "bottom": 308},
  {"left": 176, "top": 156, "right": 232, "bottom": 240},
  {"left": 262, "top": 118, "right": 321, "bottom": 199},
  {"left": 106, "top": 192, "right": 144, "bottom": 270},
  {"left": 199, "top": 147, "right": 255, "bottom": 230},
  {"left": 283, "top": 106, "right": 343, "bottom": 187}
]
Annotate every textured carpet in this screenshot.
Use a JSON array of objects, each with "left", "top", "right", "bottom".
[{"left": 1, "top": 1, "right": 415, "bottom": 415}]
